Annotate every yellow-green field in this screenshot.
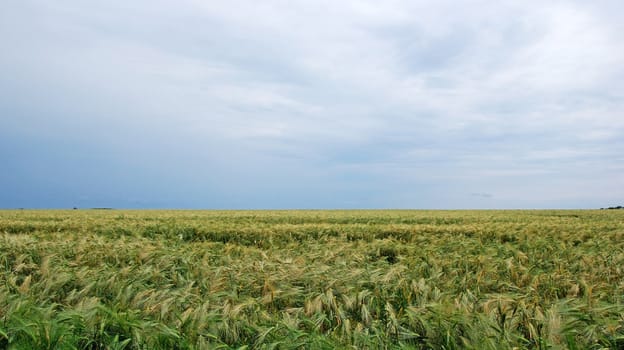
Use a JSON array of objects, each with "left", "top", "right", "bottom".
[{"left": 1, "top": 210, "right": 623, "bottom": 349}]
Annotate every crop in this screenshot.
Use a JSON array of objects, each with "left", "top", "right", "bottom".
[{"left": 1, "top": 209, "right": 623, "bottom": 349}]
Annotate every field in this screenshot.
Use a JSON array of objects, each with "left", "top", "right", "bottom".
[{"left": 1, "top": 209, "right": 623, "bottom": 349}]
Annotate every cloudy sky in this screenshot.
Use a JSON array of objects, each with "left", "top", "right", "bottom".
[{"left": 1, "top": 1, "right": 622, "bottom": 209}]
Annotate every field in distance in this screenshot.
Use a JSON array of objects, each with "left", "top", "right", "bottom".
[{"left": 1, "top": 209, "right": 623, "bottom": 349}]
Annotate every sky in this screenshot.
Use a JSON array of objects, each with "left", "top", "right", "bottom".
[{"left": 1, "top": 1, "right": 623, "bottom": 209}]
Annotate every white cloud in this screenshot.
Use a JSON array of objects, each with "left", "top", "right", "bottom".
[{"left": 1, "top": 0, "right": 622, "bottom": 208}]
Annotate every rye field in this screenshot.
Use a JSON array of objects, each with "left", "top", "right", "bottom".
[{"left": 1, "top": 209, "right": 623, "bottom": 349}]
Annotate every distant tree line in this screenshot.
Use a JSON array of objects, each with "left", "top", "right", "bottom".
[{"left": 601, "top": 206, "right": 623, "bottom": 210}]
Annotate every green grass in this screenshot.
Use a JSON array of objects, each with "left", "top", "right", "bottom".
[{"left": 1, "top": 209, "right": 623, "bottom": 349}]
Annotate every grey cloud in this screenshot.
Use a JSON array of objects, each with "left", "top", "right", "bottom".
[{"left": 1, "top": 0, "right": 622, "bottom": 208}]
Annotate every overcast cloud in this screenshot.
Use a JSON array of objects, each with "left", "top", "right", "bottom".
[{"left": 1, "top": 1, "right": 622, "bottom": 209}]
